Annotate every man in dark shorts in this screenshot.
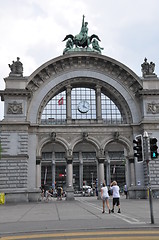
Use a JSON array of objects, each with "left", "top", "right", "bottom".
[{"left": 110, "top": 181, "right": 121, "bottom": 213}]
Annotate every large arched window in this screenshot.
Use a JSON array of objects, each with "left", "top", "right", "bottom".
[
  {"left": 101, "top": 93, "right": 123, "bottom": 124},
  {"left": 72, "top": 88, "right": 96, "bottom": 119},
  {"left": 41, "top": 87, "right": 122, "bottom": 124},
  {"left": 41, "top": 91, "right": 66, "bottom": 124}
]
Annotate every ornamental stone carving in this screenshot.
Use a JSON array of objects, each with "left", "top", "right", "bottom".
[
  {"left": 8, "top": 57, "right": 23, "bottom": 76},
  {"left": 7, "top": 101, "right": 23, "bottom": 114},
  {"left": 50, "top": 132, "right": 56, "bottom": 141},
  {"left": 147, "top": 102, "right": 159, "bottom": 114},
  {"left": 141, "top": 58, "right": 156, "bottom": 77},
  {"left": 27, "top": 54, "right": 142, "bottom": 96}
]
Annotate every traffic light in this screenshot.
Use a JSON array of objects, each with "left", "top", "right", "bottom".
[
  {"left": 133, "top": 135, "right": 143, "bottom": 162},
  {"left": 150, "top": 138, "right": 158, "bottom": 159}
]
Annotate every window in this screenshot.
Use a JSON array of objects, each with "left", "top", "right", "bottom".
[
  {"left": 41, "top": 91, "right": 66, "bottom": 124},
  {"left": 40, "top": 87, "right": 123, "bottom": 124},
  {"left": 101, "top": 93, "right": 123, "bottom": 124},
  {"left": 72, "top": 88, "right": 96, "bottom": 119}
]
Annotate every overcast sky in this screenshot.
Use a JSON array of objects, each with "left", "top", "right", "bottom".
[{"left": 0, "top": 0, "right": 159, "bottom": 120}]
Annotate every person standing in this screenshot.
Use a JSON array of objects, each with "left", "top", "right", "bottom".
[
  {"left": 124, "top": 184, "right": 128, "bottom": 199},
  {"left": 110, "top": 181, "right": 121, "bottom": 213},
  {"left": 101, "top": 182, "right": 111, "bottom": 214}
]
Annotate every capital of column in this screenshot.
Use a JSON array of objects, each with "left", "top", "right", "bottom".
[
  {"left": 96, "top": 85, "right": 101, "bottom": 96},
  {"left": 129, "top": 157, "right": 135, "bottom": 164},
  {"left": 96, "top": 149, "right": 105, "bottom": 161},
  {"left": 36, "top": 157, "right": 42, "bottom": 165},
  {"left": 66, "top": 84, "right": 72, "bottom": 95},
  {"left": 66, "top": 155, "right": 73, "bottom": 164},
  {"left": 97, "top": 157, "right": 105, "bottom": 164}
]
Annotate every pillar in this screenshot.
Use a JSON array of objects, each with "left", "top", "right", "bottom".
[
  {"left": 97, "top": 157, "right": 105, "bottom": 199},
  {"left": 128, "top": 158, "right": 136, "bottom": 199},
  {"left": 36, "top": 157, "right": 41, "bottom": 188},
  {"left": 130, "top": 158, "right": 135, "bottom": 186},
  {"left": 66, "top": 156, "right": 74, "bottom": 200},
  {"left": 96, "top": 85, "right": 102, "bottom": 122},
  {"left": 52, "top": 152, "right": 56, "bottom": 190},
  {"left": 105, "top": 151, "right": 111, "bottom": 186},
  {"left": 66, "top": 85, "right": 72, "bottom": 123},
  {"left": 79, "top": 151, "right": 83, "bottom": 189}
]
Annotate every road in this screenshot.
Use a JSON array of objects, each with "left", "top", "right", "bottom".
[{"left": 0, "top": 196, "right": 159, "bottom": 239}]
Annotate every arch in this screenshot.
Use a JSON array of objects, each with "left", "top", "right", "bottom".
[
  {"left": 27, "top": 70, "right": 141, "bottom": 124},
  {"left": 37, "top": 136, "right": 68, "bottom": 157},
  {"left": 71, "top": 135, "right": 101, "bottom": 154},
  {"left": 104, "top": 136, "right": 133, "bottom": 157},
  {"left": 38, "top": 78, "right": 132, "bottom": 124},
  {"left": 27, "top": 53, "right": 142, "bottom": 90},
  {"left": 26, "top": 53, "right": 142, "bottom": 125}
]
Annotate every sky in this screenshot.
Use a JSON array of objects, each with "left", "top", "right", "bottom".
[{"left": 0, "top": 0, "right": 159, "bottom": 120}]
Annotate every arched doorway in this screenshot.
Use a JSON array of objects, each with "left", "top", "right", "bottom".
[
  {"left": 105, "top": 142, "right": 126, "bottom": 192},
  {"left": 73, "top": 142, "right": 97, "bottom": 192},
  {"left": 41, "top": 142, "right": 66, "bottom": 192}
]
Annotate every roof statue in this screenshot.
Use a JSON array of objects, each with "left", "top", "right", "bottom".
[
  {"left": 141, "top": 58, "right": 156, "bottom": 78},
  {"left": 8, "top": 57, "right": 23, "bottom": 77},
  {"left": 63, "top": 15, "right": 104, "bottom": 55}
]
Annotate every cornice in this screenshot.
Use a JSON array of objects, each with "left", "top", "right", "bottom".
[
  {"left": 138, "top": 89, "right": 159, "bottom": 96},
  {"left": 0, "top": 89, "right": 32, "bottom": 101}
]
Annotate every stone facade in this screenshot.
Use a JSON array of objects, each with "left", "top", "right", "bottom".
[{"left": 0, "top": 52, "right": 159, "bottom": 202}]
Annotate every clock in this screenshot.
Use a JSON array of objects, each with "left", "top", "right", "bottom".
[{"left": 78, "top": 100, "right": 90, "bottom": 113}]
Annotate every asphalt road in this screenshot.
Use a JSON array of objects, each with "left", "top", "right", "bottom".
[{"left": 0, "top": 196, "right": 159, "bottom": 239}]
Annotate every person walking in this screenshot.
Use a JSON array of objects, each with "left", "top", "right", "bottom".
[
  {"left": 101, "top": 182, "right": 111, "bottom": 214},
  {"left": 110, "top": 181, "right": 121, "bottom": 213}
]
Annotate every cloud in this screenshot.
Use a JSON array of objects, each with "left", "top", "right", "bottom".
[{"left": 0, "top": 0, "right": 159, "bottom": 120}]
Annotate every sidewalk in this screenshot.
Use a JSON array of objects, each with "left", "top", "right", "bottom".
[{"left": 0, "top": 196, "right": 159, "bottom": 236}]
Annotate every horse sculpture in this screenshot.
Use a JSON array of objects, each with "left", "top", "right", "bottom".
[
  {"left": 62, "top": 15, "right": 103, "bottom": 54},
  {"left": 63, "top": 33, "right": 101, "bottom": 48}
]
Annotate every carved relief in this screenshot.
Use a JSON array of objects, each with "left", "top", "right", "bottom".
[
  {"left": 147, "top": 102, "right": 159, "bottom": 114},
  {"left": 7, "top": 101, "right": 23, "bottom": 114},
  {"left": 27, "top": 55, "right": 140, "bottom": 97}
]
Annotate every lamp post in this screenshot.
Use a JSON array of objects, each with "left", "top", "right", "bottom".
[{"left": 143, "top": 131, "right": 154, "bottom": 224}]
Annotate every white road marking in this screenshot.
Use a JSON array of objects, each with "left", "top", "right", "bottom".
[{"left": 76, "top": 198, "right": 146, "bottom": 225}]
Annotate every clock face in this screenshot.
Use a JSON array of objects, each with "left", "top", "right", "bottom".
[{"left": 78, "top": 100, "right": 90, "bottom": 113}]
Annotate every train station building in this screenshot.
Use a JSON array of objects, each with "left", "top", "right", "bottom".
[{"left": 0, "top": 18, "right": 159, "bottom": 202}]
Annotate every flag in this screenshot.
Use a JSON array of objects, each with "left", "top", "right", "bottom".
[{"left": 58, "top": 97, "right": 64, "bottom": 105}]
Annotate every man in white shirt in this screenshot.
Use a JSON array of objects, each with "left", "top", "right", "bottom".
[{"left": 110, "top": 181, "right": 121, "bottom": 213}]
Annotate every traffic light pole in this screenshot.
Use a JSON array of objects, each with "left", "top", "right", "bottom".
[{"left": 143, "top": 131, "right": 154, "bottom": 224}]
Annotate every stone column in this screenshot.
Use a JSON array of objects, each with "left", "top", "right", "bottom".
[
  {"left": 36, "top": 157, "right": 41, "bottom": 188},
  {"left": 52, "top": 152, "right": 56, "bottom": 190},
  {"left": 96, "top": 85, "right": 102, "bottom": 122},
  {"left": 105, "top": 151, "right": 111, "bottom": 186},
  {"left": 97, "top": 156, "right": 105, "bottom": 199},
  {"left": 79, "top": 151, "right": 83, "bottom": 190},
  {"left": 130, "top": 158, "right": 135, "bottom": 186},
  {"left": 66, "top": 85, "right": 72, "bottom": 124},
  {"left": 66, "top": 156, "right": 74, "bottom": 200},
  {"left": 128, "top": 158, "right": 136, "bottom": 199}
]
